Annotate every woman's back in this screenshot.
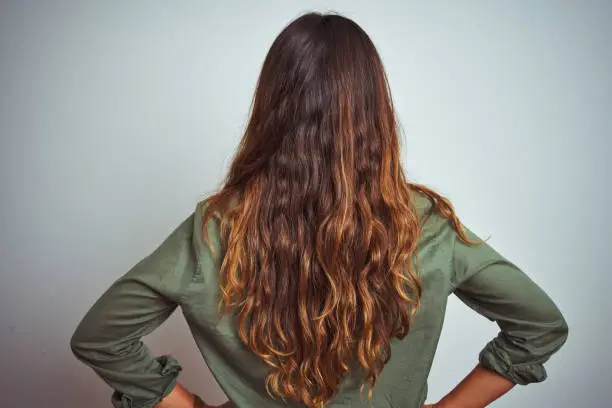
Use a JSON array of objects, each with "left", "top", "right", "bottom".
[
  {"left": 184, "top": 189, "right": 464, "bottom": 407},
  {"left": 70, "top": 12, "right": 568, "bottom": 408},
  {"left": 71, "top": 187, "right": 568, "bottom": 407}
]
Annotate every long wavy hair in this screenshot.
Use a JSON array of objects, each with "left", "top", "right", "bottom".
[{"left": 201, "top": 12, "right": 476, "bottom": 407}]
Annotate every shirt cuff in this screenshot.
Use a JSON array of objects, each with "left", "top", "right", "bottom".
[
  {"left": 110, "top": 355, "right": 182, "bottom": 408},
  {"left": 478, "top": 340, "right": 548, "bottom": 385}
]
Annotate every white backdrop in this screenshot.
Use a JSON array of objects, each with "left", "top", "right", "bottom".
[{"left": 1, "top": 1, "right": 609, "bottom": 407}]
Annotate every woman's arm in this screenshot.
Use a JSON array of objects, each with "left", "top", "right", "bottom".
[
  {"left": 434, "top": 224, "right": 569, "bottom": 407},
  {"left": 71, "top": 214, "right": 197, "bottom": 408},
  {"left": 433, "top": 364, "right": 515, "bottom": 408},
  {"left": 154, "top": 383, "right": 236, "bottom": 408},
  {"left": 154, "top": 383, "right": 198, "bottom": 408}
]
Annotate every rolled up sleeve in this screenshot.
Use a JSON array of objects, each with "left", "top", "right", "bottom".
[
  {"left": 70, "top": 213, "right": 197, "bottom": 408},
  {"left": 451, "top": 224, "right": 569, "bottom": 385}
]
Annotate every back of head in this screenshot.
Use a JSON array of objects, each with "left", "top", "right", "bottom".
[{"left": 202, "top": 12, "right": 434, "bottom": 407}]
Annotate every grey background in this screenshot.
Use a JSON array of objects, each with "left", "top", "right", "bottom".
[{"left": 1, "top": 1, "right": 610, "bottom": 407}]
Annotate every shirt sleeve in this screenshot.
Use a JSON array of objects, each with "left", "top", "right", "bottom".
[
  {"left": 451, "top": 224, "right": 569, "bottom": 385},
  {"left": 70, "top": 213, "right": 197, "bottom": 408}
]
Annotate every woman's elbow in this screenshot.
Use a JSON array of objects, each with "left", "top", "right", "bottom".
[
  {"left": 70, "top": 329, "right": 86, "bottom": 359},
  {"left": 533, "top": 301, "right": 569, "bottom": 355},
  {"left": 69, "top": 324, "right": 97, "bottom": 363},
  {"left": 553, "top": 314, "right": 569, "bottom": 351},
  {"left": 534, "top": 310, "right": 570, "bottom": 361}
]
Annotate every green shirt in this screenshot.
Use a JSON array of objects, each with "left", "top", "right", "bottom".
[{"left": 70, "top": 191, "right": 569, "bottom": 408}]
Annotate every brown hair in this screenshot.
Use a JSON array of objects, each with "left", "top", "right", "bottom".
[{"left": 201, "top": 12, "right": 475, "bottom": 407}]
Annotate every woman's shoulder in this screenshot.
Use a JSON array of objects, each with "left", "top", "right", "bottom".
[
  {"left": 409, "top": 187, "right": 434, "bottom": 217},
  {"left": 409, "top": 185, "right": 461, "bottom": 246}
]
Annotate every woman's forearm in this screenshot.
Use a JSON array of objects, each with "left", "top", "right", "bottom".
[
  {"left": 154, "top": 382, "right": 208, "bottom": 408},
  {"left": 437, "top": 364, "right": 516, "bottom": 408},
  {"left": 154, "top": 382, "right": 235, "bottom": 408}
]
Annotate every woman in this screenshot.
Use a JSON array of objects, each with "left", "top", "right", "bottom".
[{"left": 71, "top": 12, "right": 569, "bottom": 408}]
